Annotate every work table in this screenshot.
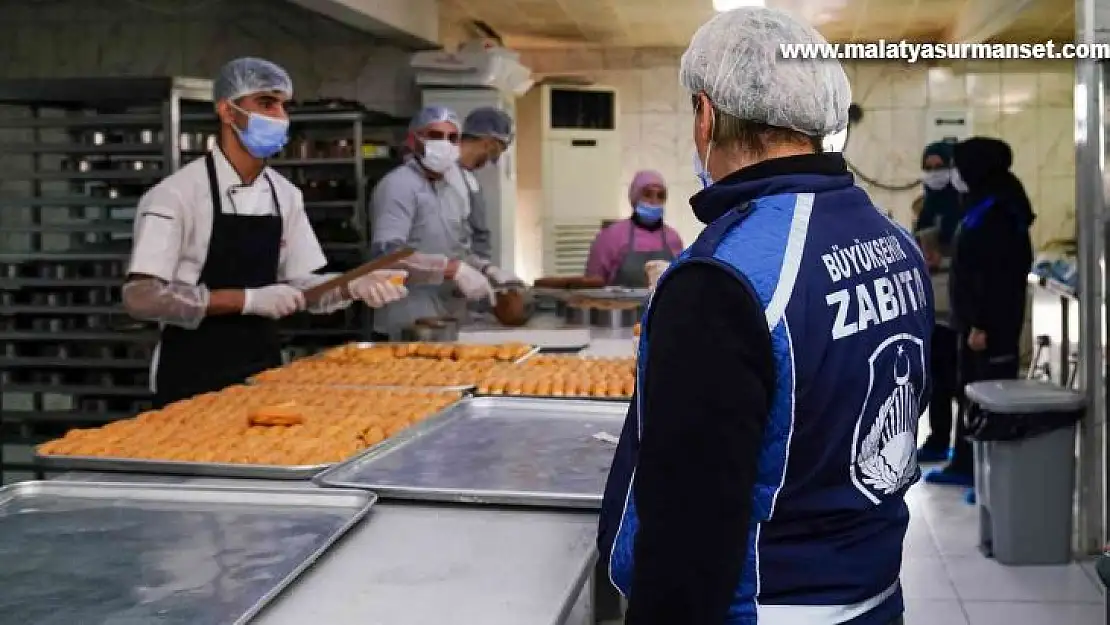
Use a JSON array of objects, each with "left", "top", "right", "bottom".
[{"left": 56, "top": 472, "right": 605, "bottom": 625}]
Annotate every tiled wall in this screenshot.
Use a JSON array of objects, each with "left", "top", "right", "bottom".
[
  {"left": 519, "top": 49, "right": 1076, "bottom": 250},
  {"left": 0, "top": 0, "right": 419, "bottom": 116}
]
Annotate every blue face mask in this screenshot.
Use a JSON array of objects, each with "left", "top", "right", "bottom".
[
  {"left": 634, "top": 203, "right": 664, "bottom": 224},
  {"left": 693, "top": 149, "right": 713, "bottom": 189},
  {"left": 231, "top": 104, "right": 289, "bottom": 159}
]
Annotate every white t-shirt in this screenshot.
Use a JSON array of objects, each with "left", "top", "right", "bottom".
[{"left": 127, "top": 148, "right": 327, "bottom": 284}]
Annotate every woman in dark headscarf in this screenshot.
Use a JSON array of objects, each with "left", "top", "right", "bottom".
[
  {"left": 925, "top": 137, "right": 1035, "bottom": 490},
  {"left": 915, "top": 141, "right": 963, "bottom": 464},
  {"left": 916, "top": 141, "right": 963, "bottom": 249}
]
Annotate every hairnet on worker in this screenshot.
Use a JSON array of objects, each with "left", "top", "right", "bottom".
[
  {"left": 213, "top": 57, "right": 293, "bottom": 102},
  {"left": 680, "top": 6, "right": 850, "bottom": 182},
  {"left": 462, "top": 107, "right": 514, "bottom": 144},
  {"left": 409, "top": 105, "right": 461, "bottom": 133}
]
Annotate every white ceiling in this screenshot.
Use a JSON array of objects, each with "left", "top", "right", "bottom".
[{"left": 440, "top": 0, "right": 1075, "bottom": 48}]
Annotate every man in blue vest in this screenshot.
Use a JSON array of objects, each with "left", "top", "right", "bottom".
[{"left": 597, "top": 7, "right": 934, "bottom": 625}]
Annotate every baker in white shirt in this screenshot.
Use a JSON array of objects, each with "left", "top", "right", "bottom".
[{"left": 123, "top": 57, "right": 408, "bottom": 407}]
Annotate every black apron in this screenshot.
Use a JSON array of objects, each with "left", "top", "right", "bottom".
[
  {"left": 153, "top": 153, "right": 283, "bottom": 408},
  {"left": 611, "top": 221, "right": 676, "bottom": 288}
]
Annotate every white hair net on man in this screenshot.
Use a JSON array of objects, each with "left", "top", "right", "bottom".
[
  {"left": 409, "top": 105, "right": 461, "bottom": 132},
  {"left": 212, "top": 57, "right": 294, "bottom": 103},
  {"left": 462, "top": 107, "right": 514, "bottom": 144},
  {"left": 679, "top": 7, "right": 851, "bottom": 137}
]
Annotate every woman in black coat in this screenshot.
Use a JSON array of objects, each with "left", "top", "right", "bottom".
[{"left": 924, "top": 137, "right": 1035, "bottom": 490}]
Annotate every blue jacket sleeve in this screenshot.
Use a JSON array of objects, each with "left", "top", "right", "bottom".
[{"left": 625, "top": 260, "right": 776, "bottom": 625}]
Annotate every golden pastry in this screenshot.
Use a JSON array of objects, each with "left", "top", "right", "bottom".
[
  {"left": 474, "top": 356, "right": 636, "bottom": 400},
  {"left": 36, "top": 385, "right": 460, "bottom": 467}
]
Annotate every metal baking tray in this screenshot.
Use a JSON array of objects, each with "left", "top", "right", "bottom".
[
  {"left": 0, "top": 480, "right": 374, "bottom": 625},
  {"left": 572, "top": 287, "right": 651, "bottom": 301},
  {"left": 247, "top": 379, "right": 479, "bottom": 394},
  {"left": 34, "top": 393, "right": 471, "bottom": 479},
  {"left": 314, "top": 396, "right": 628, "bottom": 509},
  {"left": 318, "top": 341, "right": 540, "bottom": 365},
  {"left": 474, "top": 391, "right": 632, "bottom": 403},
  {"left": 34, "top": 452, "right": 333, "bottom": 480}
]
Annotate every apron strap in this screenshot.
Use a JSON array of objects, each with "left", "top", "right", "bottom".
[
  {"left": 262, "top": 172, "right": 282, "bottom": 216},
  {"left": 204, "top": 152, "right": 223, "bottom": 215}
]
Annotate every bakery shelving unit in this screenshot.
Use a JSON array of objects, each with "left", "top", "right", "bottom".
[
  {"left": 179, "top": 104, "right": 408, "bottom": 359},
  {"left": 0, "top": 77, "right": 212, "bottom": 483}
]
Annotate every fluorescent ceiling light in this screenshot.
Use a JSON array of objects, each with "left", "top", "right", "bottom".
[{"left": 713, "top": 0, "right": 765, "bottom": 11}]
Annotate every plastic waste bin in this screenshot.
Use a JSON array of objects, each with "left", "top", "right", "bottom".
[{"left": 965, "top": 379, "right": 1085, "bottom": 566}]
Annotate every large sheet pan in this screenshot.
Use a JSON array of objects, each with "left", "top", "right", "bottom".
[
  {"left": 36, "top": 391, "right": 469, "bottom": 480},
  {"left": 318, "top": 342, "right": 540, "bottom": 365},
  {"left": 314, "top": 396, "right": 628, "bottom": 509},
  {"left": 34, "top": 453, "right": 332, "bottom": 480},
  {"left": 0, "top": 480, "right": 374, "bottom": 625}
]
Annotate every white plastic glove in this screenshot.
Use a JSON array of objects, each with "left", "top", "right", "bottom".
[
  {"left": 243, "top": 284, "right": 305, "bottom": 319},
  {"left": 349, "top": 270, "right": 409, "bottom": 308},
  {"left": 398, "top": 253, "right": 450, "bottom": 285},
  {"left": 484, "top": 265, "right": 523, "bottom": 287},
  {"left": 453, "top": 263, "right": 496, "bottom": 302}
]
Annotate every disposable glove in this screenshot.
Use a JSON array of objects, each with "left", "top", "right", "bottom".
[
  {"left": 397, "top": 253, "right": 450, "bottom": 285},
  {"left": 349, "top": 270, "right": 409, "bottom": 308},
  {"left": 243, "top": 284, "right": 305, "bottom": 319},
  {"left": 453, "top": 263, "right": 496, "bottom": 302},
  {"left": 484, "top": 265, "right": 523, "bottom": 287}
]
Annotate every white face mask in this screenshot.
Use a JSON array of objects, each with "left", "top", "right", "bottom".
[
  {"left": 922, "top": 169, "right": 951, "bottom": 191},
  {"left": 420, "top": 139, "right": 460, "bottom": 174},
  {"left": 950, "top": 167, "right": 969, "bottom": 193}
]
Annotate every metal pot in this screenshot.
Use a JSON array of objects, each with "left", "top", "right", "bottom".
[
  {"left": 401, "top": 317, "right": 460, "bottom": 342},
  {"left": 492, "top": 287, "right": 536, "bottom": 327},
  {"left": 589, "top": 306, "right": 640, "bottom": 329}
]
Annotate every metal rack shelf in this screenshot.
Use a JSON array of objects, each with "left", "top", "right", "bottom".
[
  {"left": 0, "top": 358, "right": 148, "bottom": 369},
  {"left": 0, "top": 169, "right": 163, "bottom": 181},
  {"left": 0, "top": 143, "right": 165, "bottom": 155},
  {"left": 0, "top": 76, "right": 208, "bottom": 482},
  {"left": 0, "top": 331, "right": 155, "bottom": 342}
]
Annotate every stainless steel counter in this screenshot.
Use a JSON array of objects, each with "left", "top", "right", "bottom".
[{"left": 57, "top": 472, "right": 603, "bottom": 625}]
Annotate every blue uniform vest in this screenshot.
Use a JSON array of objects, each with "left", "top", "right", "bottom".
[{"left": 599, "top": 172, "right": 934, "bottom": 625}]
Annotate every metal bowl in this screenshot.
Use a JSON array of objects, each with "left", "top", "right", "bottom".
[{"left": 401, "top": 317, "right": 460, "bottom": 342}]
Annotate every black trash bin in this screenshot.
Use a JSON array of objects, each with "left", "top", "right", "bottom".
[{"left": 964, "top": 379, "right": 1085, "bottom": 565}]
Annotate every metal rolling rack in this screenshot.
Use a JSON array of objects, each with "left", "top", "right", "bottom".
[{"left": 0, "top": 77, "right": 212, "bottom": 482}]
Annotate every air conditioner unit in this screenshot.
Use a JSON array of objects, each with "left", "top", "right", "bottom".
[
  {"left": 516, "top": 83, "right": 621, "bottom": 276},
  {"left": 411, "top": 41, "right": 534, "bottom": 96}
]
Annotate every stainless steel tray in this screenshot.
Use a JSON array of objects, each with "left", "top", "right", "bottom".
[
  {"left": 474, "top": 391, "right": 632, "bottom": 403},
  {"left": 321, "top": 342, "right": 540, "bottom": 365},
  {"left": 0, "top": 480, "right": 374, "bottom": 625},
  {"left": 314, "top": 396, "right": 628, "bottom": 509},
  {"left": 248, "top": 380, "right": 478, "bottom": 394},
  {"left": 572, "top": 287, "right": 650, "bottom": 301},
  {"left": 34, "top": 453, "right": 332, "bottom": 480}
]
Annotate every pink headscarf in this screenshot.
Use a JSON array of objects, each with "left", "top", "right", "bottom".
[{"left": 628, "top": 170, "right": 667, "bottom": 207}]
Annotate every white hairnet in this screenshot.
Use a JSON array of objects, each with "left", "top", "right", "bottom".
[
  {"left": 213, "top": 57, "right": 293, "bottom": 102},
  {"left": 409, "top": 106, "right": 461, "bottom": 132},
  {"left": 679, "top": 7, "right": 851, "bottom": 137},
  {"left": 462, "top": 107, "right": 514, "bottom": 144}
]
